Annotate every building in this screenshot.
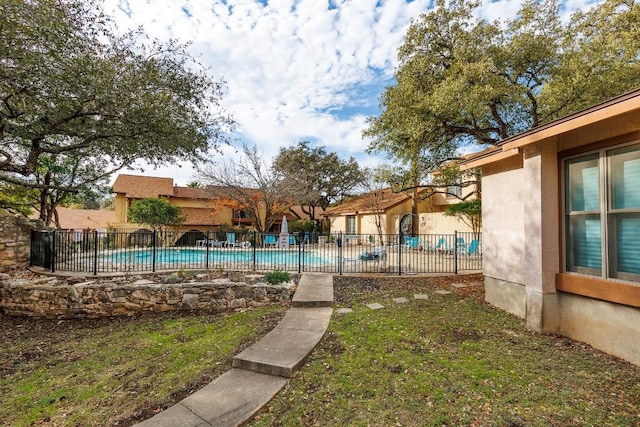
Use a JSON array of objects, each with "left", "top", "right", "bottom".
[
  {"left": 323, "top": 184, "right": 478, "bottom": 240},
  {"left": 110, "top": 174, "right": 318, "bottom": 236},
  {"left": 462, "top": 89, "right": 640, "bottom": 365}
]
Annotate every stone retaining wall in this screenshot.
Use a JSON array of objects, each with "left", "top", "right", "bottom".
[
  {"left": 0, "top": 278, "right": 293, "bottom": 319},
  {"left": 0, "top": 213, "right": 41, "bottom": 272}
]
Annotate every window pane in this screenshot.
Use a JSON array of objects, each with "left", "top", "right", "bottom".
[
  {"left": 346, "top": 216, "right": 356, "bottom": 234},
  {"left": 567, "top": 156, "right": 599, "bottom": 212},
  {"left": 568, "top": 216, "right": 602, "bottom": 272},
  {"left": 610, "top": 146, "right": 640, "bottom": 209},
  {"left": 613, "top": 214, "right": 640, "bottom": 278}
]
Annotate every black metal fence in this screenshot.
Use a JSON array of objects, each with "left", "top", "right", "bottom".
[{"left": 30, "top": 229, "right": 482, "bottom": 275}]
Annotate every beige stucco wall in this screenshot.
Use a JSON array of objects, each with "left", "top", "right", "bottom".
[
  {"left": 559, "top": 293, "right": 640, "bottom": 366},
  {"left": 482, "top": 154, "right": 526, "bottom": 286},
  {"left": 418, "top": 212, "right": 473, "bottom": 235},
  {"left": 481, "top": 140, "right": 640, "bottom": 365}
]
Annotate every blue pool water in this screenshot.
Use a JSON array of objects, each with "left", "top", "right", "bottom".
[{"left": 109, "top": 249, "right": 333, "bottom": 266}]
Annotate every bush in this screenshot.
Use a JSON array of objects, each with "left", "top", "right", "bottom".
[{"left": 264, "top": 270, "right": 291, "bottom": 285}]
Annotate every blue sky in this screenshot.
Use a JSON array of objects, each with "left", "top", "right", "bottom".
[{"left": 104, "top": 0, "right": 596, "bottom": 185}]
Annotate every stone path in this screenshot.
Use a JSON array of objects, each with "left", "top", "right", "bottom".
[{"left": 134, "top": 273, "right": 333, "bottom": 427}]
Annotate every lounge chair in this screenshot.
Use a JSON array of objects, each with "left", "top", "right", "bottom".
[
  {"left": 264, "top": 235, "right": 277, "bottom": 247},
  {"left": 431, "top": 237, "right": 450, "bottom": 253},
  {"left": 225, "top": 233, "right": 237, "bottom": 247},
  {"left": 403, "top": 236, "right": 422, "bottom": 250},
  {"left": 455, "top": 237, "right": 467, "bottom": 254},
  {"left": 465, "top": 239, "right": 481, "bottom": 257},
  {"left": 358, "top": 246, "right": 387, "bottom": 272}
]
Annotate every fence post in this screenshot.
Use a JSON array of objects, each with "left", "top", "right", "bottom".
[
  {"left": 205, "top": 231, "right": 210, "bottom": 270},
  {"left": 93, "top": 230, "right": 99, "bottom": 276},
  {"left": 338, "top": 232, "right": 343, "bottom": 275},
  {"left": 152, "top": 230, "right": 157, "bottom": 272},
  {"left": 398, "top": 230, "right": 403, "bottom": 276},
  {"left": 298, "top": 235, "right": 302, "bottom": 274},
  {"left": 453, "top": 230, "right": 458, "bottom": 274},
  {"left": 51, "top": 231, "right": 56, "bottom": 273},
  {"left": 252, "top": 231, "right": 257, "bottom": 271}
]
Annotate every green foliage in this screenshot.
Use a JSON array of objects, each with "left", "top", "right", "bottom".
[
  {"left": 263, "top": 270, "right": 291, "bottom": 285},
  {"left": 0, "top": 0, "right": 232, "bottom": 212},
  {"left": 444, "top": 199, "right": 482, "bottom": 233},
  {"left": 288, "top": 219, "right": 316, "bottom": 233},
  {"left": 127, "top": 198, "right": 184, "bottom": 231},
  {"left": 364, "top": 0, "right": 640, "bottom": 192},
  {"left": 273, "top": 141, "right": 367, "bottom": 217}
]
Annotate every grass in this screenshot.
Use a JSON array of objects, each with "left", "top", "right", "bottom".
[
  {"left": 0, "top": 305, "right": 286, "bottom": 426},
  {"left": 250, "top": 275, "right": 640, "bottom": 427},
  {"left": 2, "top": 274, "right": 639, "bottom": 426}
]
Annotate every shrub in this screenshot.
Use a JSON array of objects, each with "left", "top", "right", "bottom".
[{"left": 264, "top": 270, "right": 291, "bottom": 285}]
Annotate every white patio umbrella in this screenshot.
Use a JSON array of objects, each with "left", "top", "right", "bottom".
[{"left": 279, "top": 215, "right": 289, "bottom": 248}]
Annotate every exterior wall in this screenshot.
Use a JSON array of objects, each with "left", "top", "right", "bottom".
[
  {"left": 559, "top": 293, "right": 640, "bottom": 366},
  {"left": 482, "top": 139, "right": 640, "bottom": 365},
  {"left": 482, "top": 154, "right": 526, "bottom": 288},
  {"left": 114, "top": 194, "right": 128, "bottom": 223},
  {"left": 419, "top": 212, "right": 473, "bottom": 234}
]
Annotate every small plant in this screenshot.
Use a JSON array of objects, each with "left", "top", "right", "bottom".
[{"left": 263, "top": 270, "right": 291, "bottom": 285}]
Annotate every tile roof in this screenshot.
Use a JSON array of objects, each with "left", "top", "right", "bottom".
[
  {"left": 173, "top": 187, "right": 211, "bottom": 199},
  {"left": 324, "top": 188, "right": 410, "bottom": 216},
  {"left": 112, "top": 174, "right": 175, "bottom": 198},
  {"left": 180, "top": 207, "right": 220, "bottom": 226},
  {"left": 52, "top": 207, "right": 116, "bottom": 230}
]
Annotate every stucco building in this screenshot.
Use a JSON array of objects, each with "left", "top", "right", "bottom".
[{"left": 463, "top": 89, "right": 640, "bottom": 365}]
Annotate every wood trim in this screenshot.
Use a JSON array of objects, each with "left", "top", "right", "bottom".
[
  {"left": 556, "top": 273, "right": 640, "bottom": 307},
  {"left": 460, "top": 148, "right": 521, "bottom": 170},
  {"left": 502, "top": 94, "right": 640, "bottom": 151},
  {"left": 558, "top": 131, "right": 640, "bottom": 158}
]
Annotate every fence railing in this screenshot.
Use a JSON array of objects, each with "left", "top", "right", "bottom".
[{"left": 30, "top": 230, "right": 482, "bottom": 275}]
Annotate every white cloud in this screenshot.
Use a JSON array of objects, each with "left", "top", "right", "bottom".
[{"left": 105, "top": 0, "right": 601, "bottom": 186}]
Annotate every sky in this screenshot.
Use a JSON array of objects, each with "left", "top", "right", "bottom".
[{"left": 103, "top": 0, "right": 597, "bottom": 186}]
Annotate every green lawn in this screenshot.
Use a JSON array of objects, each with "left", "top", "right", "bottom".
[
  {"left": 0, "top": 305, "right": 286, "bottom": 426},
  {"left": 2, "top": 275, "right": 639, "bottom": 426},
  {"left": 250, "top": 275, "right": 640, "bottom": 427}
]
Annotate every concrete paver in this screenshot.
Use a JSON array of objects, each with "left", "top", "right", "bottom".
[
  {"left": 134, "top": 273, "right": 334, "bottom": 427},
  {"left": 292, "top": 274, "right": 333, "bottom": 307},
  {"left": 336, "top": 308, "right": 353, "bottom": 315},
  {"left": 366, "top": 302, "right": 384, "bottom": 310},
  {"left": 393, "top": 297, "right": 409, "bottom": 304},
  {"left": 414, "top": 294, "right": 430, "bottom": 300}
]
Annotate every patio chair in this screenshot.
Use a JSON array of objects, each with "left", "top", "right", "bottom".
[
  {"left": 264, "top": 234, "right": 277, "bottom": 247},
  {"left": 359, "top": 246, "right": 387, "bottom": 272},
  {"left": 432, "top": 237, "right": 450, "bottom": 253},
  {"left": 403, "top": 236, "right": 422, "bottom": 250},
  {"left": 455, "top": 237, "right": 467, "bottom": 254},
  {"left": 465, "top": 239, "right": 481, "bottom": 257},
  {"left": 225, "top": 233, "right": 236, "bottom": 247}
]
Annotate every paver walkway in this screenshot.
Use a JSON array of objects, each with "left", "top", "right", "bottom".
[{"left": 134, "top": 273, "right": 333, "bottom": 427}]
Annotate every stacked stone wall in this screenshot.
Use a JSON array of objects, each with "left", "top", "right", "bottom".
[
  {"left": 0, "top": 277, "right": 293, "bottom": 319},
  {"left": 0, "top": 212, "right": 41, "bottom": 272}
]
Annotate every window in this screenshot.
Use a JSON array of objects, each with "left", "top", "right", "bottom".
[
  {"left": 447, "top": 184, "right": 462, "bottom": 198},
  {"left": 346, "top": 216, "right": 356, "bottom": 234},
  {"left": 564, "top": 143, "right": 640, "bottom": 282}
]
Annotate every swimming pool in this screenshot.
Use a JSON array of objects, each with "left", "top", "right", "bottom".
[{"left": 108, "top": 248, "right": 334, "bottom": 270}]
